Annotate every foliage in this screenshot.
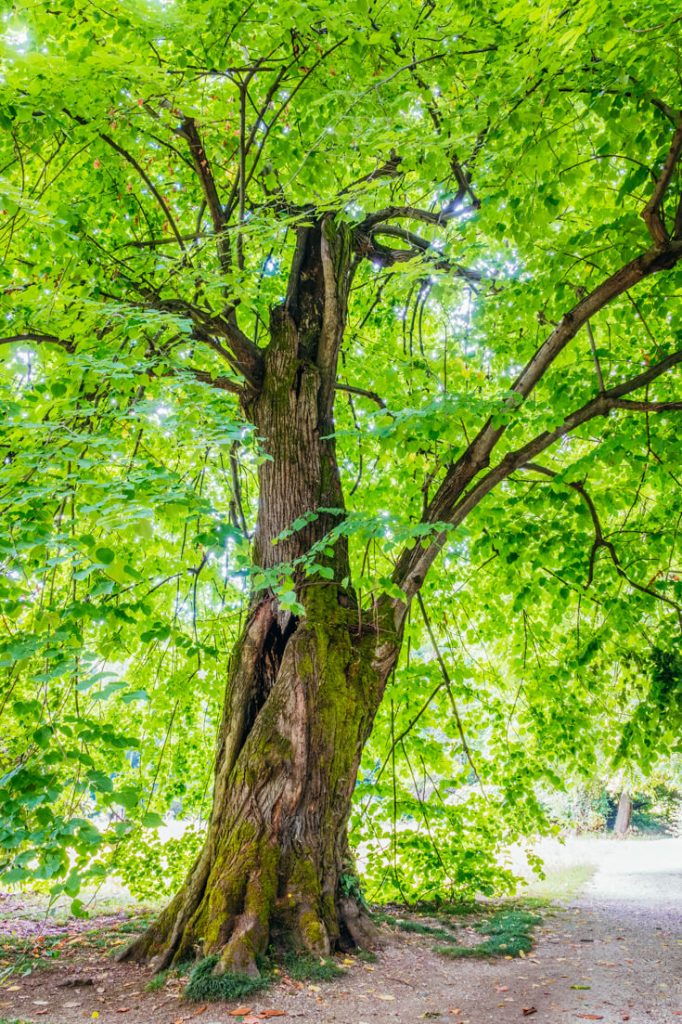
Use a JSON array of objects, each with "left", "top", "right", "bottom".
[
  {"left": 617, "top": 644, "right": 682, "bottom": 769},
  {"left": 1, "top": 0, "right": 682, "bottom": 907},
  {"left": 184, "top": 955, "right": 269, "bottom": 1002},
  {"left": 112, "top": 824, "right": 205, "bottom": 902}
]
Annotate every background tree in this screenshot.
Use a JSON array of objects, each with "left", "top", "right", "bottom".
[{"left": 1, "top": 0, "right": 682, "bottom": 979}]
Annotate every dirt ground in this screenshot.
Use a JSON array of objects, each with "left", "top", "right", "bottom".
[{"left": 0, "top": 837, "right": 680, "bottom": 1024}]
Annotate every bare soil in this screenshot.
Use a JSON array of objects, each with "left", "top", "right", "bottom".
[{"left": 1, "top": 838, "right": 680, "bottom": 1024}]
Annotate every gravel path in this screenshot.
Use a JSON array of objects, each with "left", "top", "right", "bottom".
[{"left": 0, "top": 838, "right": 679, "bottom": 1024}]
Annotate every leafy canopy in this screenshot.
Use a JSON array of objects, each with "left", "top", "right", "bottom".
[{"left": 1, "top": 0, "right": 681, "bottom": 905}]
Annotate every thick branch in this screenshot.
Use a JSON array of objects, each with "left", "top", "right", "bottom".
[
  {"left": 176, "top": 118, "right": 226, "bottom": 235},
  {"left": 358, "top": 204, "right": 472, "bottom": 230},
  {"left": 137, "top": 294, "right": 264, "bottom": 389},
  {"left": 392, "top": 347, "right": 682, "bottom": 602},
  {"left": 641, "top": 116, "right": 682, "bottom": 246},
  {"left": 0, "top": 333, "right": 74, "bottom": 352},
  {"left": 399, "top": 239, "right": 682, "bottom": 582},
  {"left": 335, "top": 382, "right": 387, "bottom": 409},
  {"left": 358, "top": 226, "right": 484, "bottom": 283}
]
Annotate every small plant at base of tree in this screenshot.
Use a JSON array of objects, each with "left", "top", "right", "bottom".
[{"left": 184, "top": 956, "right": 271, "bottom": 1003}]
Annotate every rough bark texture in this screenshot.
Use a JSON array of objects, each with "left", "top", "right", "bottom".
[{"left": 120, "top": 218, "right": 400, "bottom": 976}]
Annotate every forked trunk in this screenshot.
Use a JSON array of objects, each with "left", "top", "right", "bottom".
[{"left": 120, "top": 220, "right": 401, "bottom": 975}]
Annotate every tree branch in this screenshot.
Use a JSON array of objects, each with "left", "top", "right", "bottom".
[
  {"left": 399, "top": 238, "right": 682, "bottom": 583},
  {"left": 135, "top": 293, "right": 264, "bottom": 390},
  {"left": 521, "top": 462, "right": 681, "bottom": 611},
  {"left": 99, "top": 133, "right": 186, "bottom": 250},
  {"left": 641, "top": 115, "right": 682, "bottom": 247},
  {"left": 357, "top": 225, "right": 485, "bottom": 283},
  {"left": 358, "top": 204, "right": 473, "bottom": 230},
  {"left": 335, "top": 382, "right": 387, "bottom": 409},
  {"left": 180, "top": 367, "right": 243, "bottom": 394},
  {"left": 0, "top": 333, "right": 74, "bottom": 352},
  {"left": 392, "top": 347, "right": 682, "bottom": 603}
]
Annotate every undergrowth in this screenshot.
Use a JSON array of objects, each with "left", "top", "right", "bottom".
[
  {"left": 281, "top": 951, "right": 344, "bottom": 981},
  {"left": 144, "top": 962, "right": 192, "bottom": 993},
  {"left": 184, "top": 949, "right": 347, "bottom": 1001},
  {"left": 184, "top": 955, "right": 270, "bottom": 1002},
  {"left": 377, "top": 913, "right": 458, "bottom": 941},
  {"left": 435, "top": 907, "right": 542, "bottom": 960}
]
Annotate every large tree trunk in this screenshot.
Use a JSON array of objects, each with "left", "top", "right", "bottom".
[{"left": 120, "top": 220, "right": 401, "bottom": 975}]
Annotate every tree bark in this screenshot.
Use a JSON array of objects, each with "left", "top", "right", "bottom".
[
  {"left": 120, "top": 219, "right": 400, "bottom": 975},
  {"left": 613, "top": 791, "right": 632, "bottom": 835}
]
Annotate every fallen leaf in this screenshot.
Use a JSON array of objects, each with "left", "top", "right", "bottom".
[
  {"left": 495, "top": 986, "right": 509, "bottom": 993},
  {"left": 35, "top": 1012, "right": 48, "bottom": 1017},
  {"left": 261, "top": 1012, "right": 287, "bottom": 1019},
  {"left": 189, "top": 1006, "right": 207, "bottom": 1017},
  {"left": 522, "top": 1009, "right": 537, "bottom": 1017},
  {"left": 575, "top": 1016, "right": 603, "bottom": 1021},
  {"left": 571, "top": 985, "right": 591, "bottom": 990},
  {"left": 115, "top": 1009, "right": 131, "bottom": 1014},
  {"left": 375, "top": 993, "right": 395, "bottom": 1000},
  {"left": 229, "top": 1009, "right": 253, "bottom": 1018}
]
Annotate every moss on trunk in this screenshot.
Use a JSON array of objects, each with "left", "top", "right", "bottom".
[
  {"left": 120, "top": 589, "right": 393, "bottom": 975},
  {"left": 120, "top": 222, "right": 400, "bottom": 976}
]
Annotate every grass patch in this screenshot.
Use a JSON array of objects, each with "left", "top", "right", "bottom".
[
  {"left": 145, "top": 969, "right": 170, "bottom": 992},
  {"left": 184, "top": 950, "right": 345, "bottom": 1002},
  {"left": 434, "top": 906, "right": 542, "bottom": 960},
  {"left": 419, "top": 901, "right": 481, "bottom": 917},
  {"left": 281, "top": 951, "right": 344, "bottom": 982},
  {"left": 375, "top": 909, "right": 457, "bottom": 941},
  {"left": 355, "top": 948, "right": 378, "bottom": 963},
  {"left": 438, "top": 932, "right": 534, "bottom": 958},
  {"left": 184, "top": 956, "right": 270, "bottom": 1002},
  {"left": 521, "top": 862, "right": 595, "bottom": 902},
  {"left": 476, "top": 909, "right": 541, "bottom": 936},
  {"left": 394, "top": 918, "right": 457, "bottom": 941}
]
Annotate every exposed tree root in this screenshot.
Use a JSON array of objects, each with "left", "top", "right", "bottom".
[{"left": 338, "top": 896, "right": 382, "bottom": 949}]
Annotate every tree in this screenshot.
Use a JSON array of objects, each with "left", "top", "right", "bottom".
[
  {"left": 613, "top": 791, "right": 633, "bottom": 834},
  {"left": 1, "top": 0, "right": 682, "bottom": 979}
]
